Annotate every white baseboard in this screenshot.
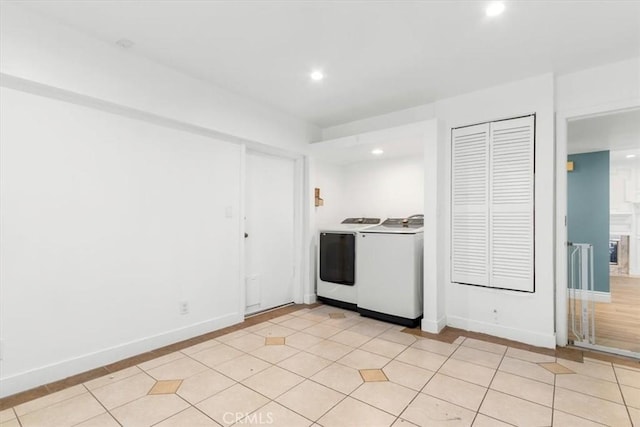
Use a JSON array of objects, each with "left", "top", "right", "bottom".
[
  {"left": 446, "top": 315, "right": 556, "bottom": 349},
  {"left": 303, "top": 293, "right": 317, "bottom": 305},
  {"left": 567, "top": 289, "right": 611, "bottom": 303},
  {"left": 0, "top": 312, "right": 242, "bottom": 398},
  {"left": 421, "top": 316, "right": 446, "bottom": 334}
]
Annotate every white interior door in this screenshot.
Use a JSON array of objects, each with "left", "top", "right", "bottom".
[
  {"left": 451, "top": 123, "right": 490, "bottom": 287},
  {"left": 451, "top": 116, "right": 534, "bottom": 292},
  {"left": 245, "top": 150, "right": 295, "bottom": 314}
]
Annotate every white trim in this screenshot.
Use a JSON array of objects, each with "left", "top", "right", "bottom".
[
  {"left": 293, "top": 157, "right": 305, "bottom": 304},
  {"left": 302, "top": 156, "right": 315, "bottom": 305},
  {"left": 555, "top": 111, "right": 569, "bottom": 346},
  {"left": 447, "top": 315, "right": 557, "bottom": 349},
  {"left": 239, "top": 145, "right": 247, "bottom": 317},
  {"left": 303, "top": 293, "right": 317, "bottom": 305},
  {"left": 562, "top": 99, "right": 640, "bottom": 122},
  {"left": 555, "top": 97, "right": 640, "bottom": 347},
  {"left": 421, "top": 119, "right": 445, "bottom": 336},
  {"left": 0, "top": 312, "right": 241, "bottom": 398},
  {"left": 421, "top": 316, "right": 446, "bottom": 334},
  {"left": 568, "top": 289, "right": 612, "bottom": 303},
  {"left": 572, "top": 342, "right": 640, "bottom": 360}
]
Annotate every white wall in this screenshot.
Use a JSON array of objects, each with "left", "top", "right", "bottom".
[
  {"left": 341, "top": 157, "right": 424, "bottom": 219},
  {"left": 0, "top": 87, "right": 245, "bottom": 397},
  {"left": 313, "top": 161, "right": 347, "bottom": 228},
  {"left": 313, "top": 156, "right": 424, "bottom": 225},
  {"left": 556, "top": 57, "right": 640, "bottom": 114},
  {"left": 0, "top": 3, "right": 320, "bottom": 152},
  {"left": 322, "top": 103, "right": 435, "bottom": 141}
]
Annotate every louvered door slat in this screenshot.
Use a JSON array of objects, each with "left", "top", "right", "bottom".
[
  {"left": 489, "top": 116, "right": 534, "bottom": 291},
  {"left": 451, "top": 124, "right": 490, "bottom": 286}
]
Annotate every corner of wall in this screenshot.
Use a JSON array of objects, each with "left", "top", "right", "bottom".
[{"left": 303, "top": 293, "right": 317, "bottom": 305}]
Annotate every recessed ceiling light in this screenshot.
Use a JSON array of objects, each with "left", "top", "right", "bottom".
[
  {"left": 116, "top": 38, "right": 135, "bottom": 49},
  {"left": 371, "top": 148, "right": 384, "bottom": 155},
  {"left": 486, "top": 1, "right": 505, "bottom": 17},
  {"left": 310, "top": 70, "right": 324, "bottom": 81},
  {"left": 626, "top": 154, "right": 636, "bottom": 158}
]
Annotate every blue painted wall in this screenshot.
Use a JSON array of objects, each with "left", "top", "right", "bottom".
[{"left": 567, "top": 151, "right": 610, "bottom": 292}]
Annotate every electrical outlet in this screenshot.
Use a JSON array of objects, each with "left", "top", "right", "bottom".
[{"left": 179, "top": 301, "right": 189, "bottom": 315}]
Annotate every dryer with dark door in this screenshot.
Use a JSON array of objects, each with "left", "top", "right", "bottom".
[{"left": 317, "top": 218, "right": 380, "bottom": 310}]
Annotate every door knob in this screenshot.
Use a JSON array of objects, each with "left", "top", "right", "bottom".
[{"left": 244, "top": 232, "right": 249, "bottom": 238}]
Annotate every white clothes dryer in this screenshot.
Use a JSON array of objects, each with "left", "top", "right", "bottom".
[{"left": 317, "top": 217, "right": 380, "bottom": 310}]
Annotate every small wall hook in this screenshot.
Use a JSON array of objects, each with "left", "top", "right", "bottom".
[{"left": 314, "top": 188, "right": 324, "bottom": 207}]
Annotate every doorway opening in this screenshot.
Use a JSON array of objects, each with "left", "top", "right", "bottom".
[{"left": 565, "top": 108, "right": 640, "bottom": 357}]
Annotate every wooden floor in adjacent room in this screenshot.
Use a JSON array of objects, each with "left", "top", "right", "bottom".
[{"left": 569, "top": 275, "right": 640, "bottom": 354}]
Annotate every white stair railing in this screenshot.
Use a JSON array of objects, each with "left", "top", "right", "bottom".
[{"left": 568, "top": 243, "right": 595, "bottom": 344}]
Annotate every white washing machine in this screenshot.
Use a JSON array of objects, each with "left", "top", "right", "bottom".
[
  {"left": 357, "top": 216, "right": 424, "bottom": 326},
  {"left": 317, "top": 217, "right": 380, "bottom": 310}
]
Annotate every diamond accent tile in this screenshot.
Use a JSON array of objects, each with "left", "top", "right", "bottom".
[
  {"left": 539, "top": 362, "right": 575, "bottom": 374},
  {"left": 329, "top": 313, "right": 346, "bottom": 319},
  {"left": 265, "top": 336, "right": 285, "bottom": 346},
  {"left": 148, "top": 379, "right": 183, "bottom": 395},
  {"left": 360, "top": 369, "right": 388, "bottom": 382}
]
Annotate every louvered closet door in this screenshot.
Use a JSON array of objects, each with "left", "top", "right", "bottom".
[
  {"left": 451, "top": 123, "right": 490, "bottom": 287},
  {"left": 489, "top": 116, "right": 534, "bottom": 291}
]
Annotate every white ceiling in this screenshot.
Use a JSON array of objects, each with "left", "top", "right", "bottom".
[
  {"left": 568, "top": 109, "right": 640, "bottom": 155},
  {"left": 10, "top": 1, "right": 640, "bottom": 128}
]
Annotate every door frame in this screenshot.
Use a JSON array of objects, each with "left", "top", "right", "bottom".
[
  {"left": 238, "top": 144, "right": 307, "bottom": 317},
  {"left": 554, "top": 97, "right": 640, "bottom": 346}
]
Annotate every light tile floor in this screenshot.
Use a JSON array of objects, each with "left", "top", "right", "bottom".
[{"left": 2, "top": 305, "right": 639, "bottom": 426}]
